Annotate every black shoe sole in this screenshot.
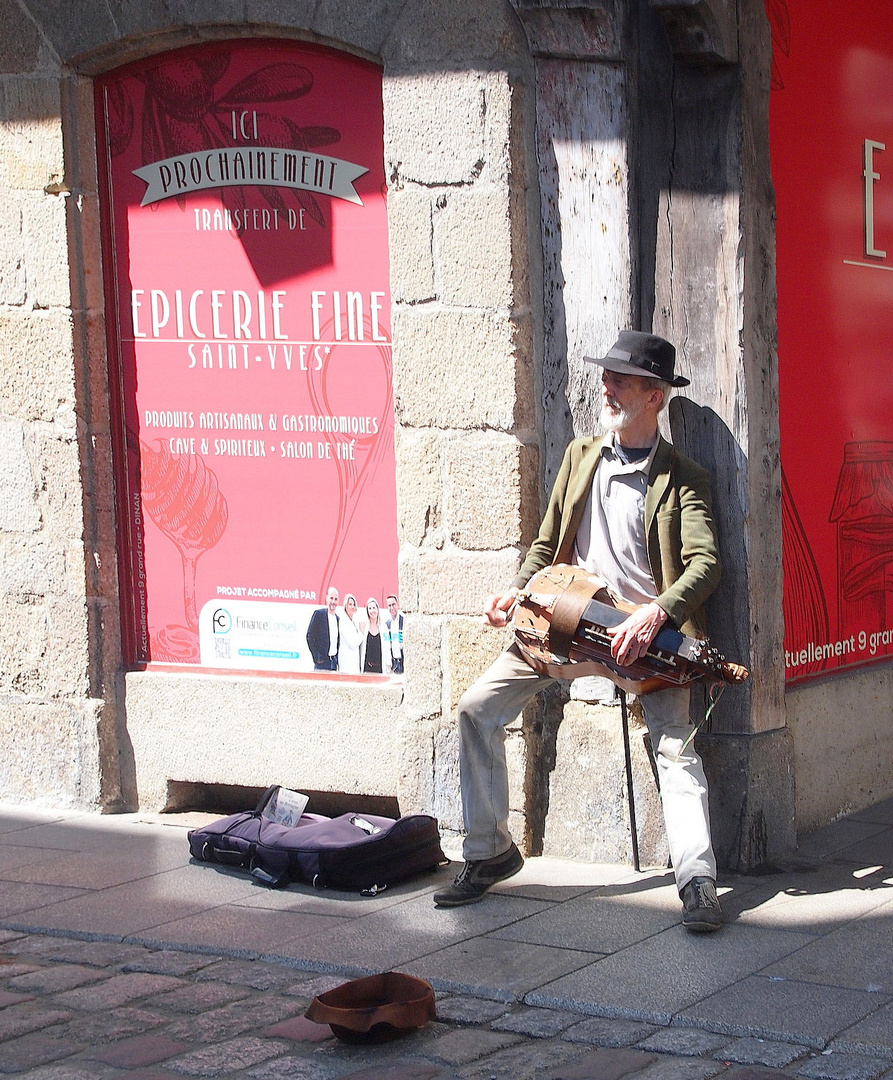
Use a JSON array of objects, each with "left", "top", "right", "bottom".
[
  {"left": 683, "top": 917, "right": 723, "bottom": 933},
  {"left": 433, "top": 852, "right": 524, "bottom": 907}
]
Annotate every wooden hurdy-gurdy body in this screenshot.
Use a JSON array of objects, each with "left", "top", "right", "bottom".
[{"left": 511, "top": 564, "right": 749, "bottom": 695}]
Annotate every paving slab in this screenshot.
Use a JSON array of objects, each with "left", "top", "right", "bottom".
[
  {"left": 828, "top": 1000, "right": 893, "bottom": 1058},
  {"left": 7, "top": 962, "right": 110, "bottom": 993},
  {"left": 0, "top": 1029, "right": 85, "bottom": 1072},
  {"left": 0, "top": 880, "right": 90, "bottom": 920},
  {"left": 244, "top": 1051, "right": 348, "bottom": 1079},
  {"left": 55, "top": 1004, "right": 170, "bottom": 1045},
  {"left": 484, "top": 856, "right": 647, "bottom": 904},
  {"left": 51, "top": 972, "right": 186, "bottom": 1012},
  {"left": 85, "top": 1034, "right": 193, "bottom": 1068},
  {"left": 1, "top": 849, "right": 180, "bottom": 890},
  {"left": 227, "top": 866, "right": 455, "bottom": 918},
  {"left": 722, "top": 863, "right": 893, "bottom": 934},
  {"left": 407, "top": 934, "right": 596, "bottom": 1000},
  {"left": 433, "top": 995, "right": 510, "bottom": 1025},
  {"left": 132, "top": 903, "right": 352, "bottom": 957},
  {"left": 638, "top": 1028, "right": 731, "bottom": 1057},
  {"left": 847, "top": 803, "right": 893, "bottom": 826},
  {"left": 829, "top": 827, "right": 893, "bottom": 867},
  {"left": 676, "top": 974, "right": 890, "bottom": 1048},
  {"left": 758, "top": 899, "right": 893, "bottom": 993},
  {"left": 487, "top": 882, "right": 684, "bottom": 953},
  {"left": 525, "top": 922, "right": 814, "bottom": 1024},
  {"left": 262, "top": 890, "right": 554, "bottom": 975},
  {"left": 4, "top": 865, "right": 259, "bottom": 937},
  {"left": 3, "top": 936, "right": 150, "bottom": 967},
  {"left": 794, "top": 819, "right": 889, "bottom": 860},
  {"left": 163, "top": 996, "right": 304, "bottom": 1045},
  {"left": 121, "top": 950, "right": 224, "bottom": 977},
  {"left": 147, "top": 980, "right": 253, "bottom": 1013},
  {"left": 420, "top": 1026, "right": 522, "bottom": 1066}
]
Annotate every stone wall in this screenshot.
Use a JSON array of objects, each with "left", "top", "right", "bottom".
[
  {"left": 0, "top": 1, "right": 544, "bottom": 838},
  {"left": 0, "top": 8, "right": 105, "bottom": 806},
  {"left": 2, "top": 0, "right": 889, "bottom": 868}
]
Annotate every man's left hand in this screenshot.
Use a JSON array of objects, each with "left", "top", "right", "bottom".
[{"left": 607, "top": 602, "right": 668, "bottom": 666}]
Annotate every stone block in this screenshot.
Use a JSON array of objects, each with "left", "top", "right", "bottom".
[
  {"left": 395, "top": 713, "right": 436, "bottom": 812},
  {"left": 0, "top": 0, "right": 42, "bottom": 74},
  {"left": 313, "top": 0, "right": 403, "bottom": 54},
  {"left": 699, "top": 727, "right": 796, "bottom": 872},
  {"left": 0, "top": 192, "right": 26, "bottom": 304},
  {"left": 434, "top": 182, "right": 517, "bottom": 310},
  {"left": 392, "top": 307, "right": 534, "bottom": 431},
  {"left": 402, "top": 613, "right": 443, "bottom": 718},
  {"left": 0, "top": 533, "right": 67, "bottom": 597},
  {"left": 418, "top": 550, "right": 522, "bottom": 616},
  {"left": 0, "top": 1002, "right": 72, "bottom": 1042},
  {"left": 123, "top": 670, "right": 405, "bottom": 810},
  {"left": 0, "top": 309, "right": 76, "bottom": 421},
  {"left": 386, "top": 0, "right": 525, "bottom": 66},
  {"left": 158, "top": 1035, "right": 288, "bottom": 1075},
  {"left": 22, "top": 192, "right": 71, "bottom": 308},
  {"left": 542, "top": 699, "right": 669, "bottom": 867},
  {"left": 29, "top": 430, "right": 84, "bottom": 539},
  {"left": 43, "top": 595, "right": 90, "bottom": 695},
  {"left": 384, "top": 71, "right": 486, "bottom": 186},
  {"left": 0, "top": 698, "right": 102, "bottom": 806},
  {"left": 386, "top": 186, "right": 435, "bottom": 305},
  {"left": 444, "top": 432, "right": 538, "bottom": 550},
  {"left": 432, "top": 710, "right": 462, "bottom": 829},
  {"left": 397, "top": 547, "right": 420, "bottom": 612},
  {"left": 787, "top": 668, "right": 893, "bottom": 835},
  {"left": 0, "top": 595, "right": 46, "bottom": 694},
  {"left": 88, "top": 1033, "right": 192, "bottom": 1069},
  {"left": 0, "top": 421, "right": 41, "bottom": 531},
  {"left": 444, "top": 615, "right": 512, "bottom": 712},
  {"left": 395, "top": 427, "right": 443, "bottom": 548},
  {"left": 0, "top": 80, "right": 64, "bottom": 189}
]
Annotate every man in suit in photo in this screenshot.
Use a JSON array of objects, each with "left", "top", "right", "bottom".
[{"left": 306, "top": 586, "right": 340, "bottom": 671}]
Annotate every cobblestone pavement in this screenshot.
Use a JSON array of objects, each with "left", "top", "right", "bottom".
[
  {"left": 2, "top": 927, "right": 892, "bottom": 1080},
  {"left": 2, "top": 800, "right": 893, "bottom": 1080}
]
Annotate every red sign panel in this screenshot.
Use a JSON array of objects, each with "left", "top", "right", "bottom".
[
  {"left": 96, "top": 40, "right": 399, "bottom": 676},
  {"left": 769, "top": 0, "right": 893, "bottom": 682}
]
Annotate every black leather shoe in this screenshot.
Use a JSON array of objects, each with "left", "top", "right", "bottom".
[
  {"left": 433, "top": 843, "right": 524, "bottom": 907},
  {"left": 680, "top": 876, "right": 723, "bottom": 932}
]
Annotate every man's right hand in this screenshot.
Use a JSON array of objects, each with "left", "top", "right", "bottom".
[{"left": 483, "top": 588, "right": 520, "bottom": 628}]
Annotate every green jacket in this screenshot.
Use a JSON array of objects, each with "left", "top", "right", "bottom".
[{"left": 511, "top": 435, "right": 721, "bottom": 637}]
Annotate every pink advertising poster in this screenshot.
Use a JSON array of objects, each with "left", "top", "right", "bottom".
[
  {"left": 768, "top": 0, "right": 893, "bottom": 682},
  {"left": 96, "top": 40, "right": 399, "bottom": 677}
]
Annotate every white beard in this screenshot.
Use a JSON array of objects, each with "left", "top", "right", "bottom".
[{"left": 602, "top": 399, "right": 644, "bottom": 433}]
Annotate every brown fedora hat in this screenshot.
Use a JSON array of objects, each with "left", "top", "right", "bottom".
[
  {"left": 584, "top": 330, "right": 690, "bottom": 387},
  {"left": 305, "top": 971, "right": 436, "bottom": 1043}
]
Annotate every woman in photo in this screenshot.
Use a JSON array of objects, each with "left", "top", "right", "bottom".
[
  {"left": 337, "top": 593, "right": 364, "bottom": 674},
  {"left": 362, "top": 597, "right": 384, "bottom": 673}
]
